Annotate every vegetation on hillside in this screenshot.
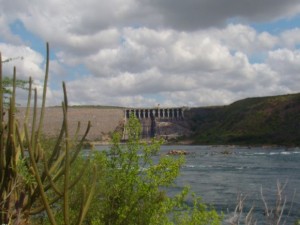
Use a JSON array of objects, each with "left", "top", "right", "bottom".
[{"left": 187, "top": 94, "right": 300, "bottom": 146}]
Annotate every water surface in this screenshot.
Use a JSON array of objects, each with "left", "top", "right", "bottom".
[
  {"left": 161, "top": 145, "right": 300, "bottom": 223},
  {"left": 95, "top": 144, "right": 300, "bottom": 223}
]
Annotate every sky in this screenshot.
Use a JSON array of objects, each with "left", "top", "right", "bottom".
[{"left": 1, "top": 0, "right": 300, "bottom": 107}]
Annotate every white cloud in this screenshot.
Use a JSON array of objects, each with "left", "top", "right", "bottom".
[
  {"left": 280, "top": 28, "right": 300, "bottom": 47},
  {"left": 212, "top": 24, "right": 278, "bottom": 54},
  {"left": 60, "top": 39, "right": 285, "bottom": 107},
  {"left": 267, "top": 49, "right": 300, "bottom": 91},
  {"left": 1, "top": 0, "right": 300, "bottom": 107},
  {"left": 36, "top": 25, "right": 300, "bottom": 106},
  {"left": 0, "top": 43, "right": 44, "bottom": 80}
]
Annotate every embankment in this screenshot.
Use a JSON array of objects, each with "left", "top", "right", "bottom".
[{"left": 16, "top": 107, "right": 124, "bottom": 142}]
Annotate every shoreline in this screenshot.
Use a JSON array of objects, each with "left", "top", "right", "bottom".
[{"left": 87, "top": 140, "right": 300, "bottom": 149}]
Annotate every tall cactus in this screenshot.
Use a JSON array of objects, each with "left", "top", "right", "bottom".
[{"left": 0, "top": 43, "right": 96, "bottom": 224}]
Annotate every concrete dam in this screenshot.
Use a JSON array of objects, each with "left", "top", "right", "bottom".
[
  {"left": 124, "top": 107, "right": 190, "bottom": 140},
  {"left": 15, "top": 106, "right": 191, "bottom": 142}
]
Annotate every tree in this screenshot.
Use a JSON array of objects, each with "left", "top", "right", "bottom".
[{"left": 1, "top": 57, "right": 28, "bottom": 108}]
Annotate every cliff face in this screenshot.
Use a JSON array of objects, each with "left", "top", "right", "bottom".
[{"left": 186, "top": 93, "right": 300, "bottom": 146}]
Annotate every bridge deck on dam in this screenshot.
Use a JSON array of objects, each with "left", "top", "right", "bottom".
[{"left": 125, "top": 107, "right": 185, "bottom": 119}]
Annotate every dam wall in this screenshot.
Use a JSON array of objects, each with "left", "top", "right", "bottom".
[
  {"left": 15, "top": 106, "right": 191, "bottom": 142},
  {"left": 15, "top": 107, "right": 125, "bottom": 142}
]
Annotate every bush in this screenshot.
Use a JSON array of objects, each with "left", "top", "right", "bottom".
[{"left": 66, "top": 115, "right": 222, "bottom": 225}]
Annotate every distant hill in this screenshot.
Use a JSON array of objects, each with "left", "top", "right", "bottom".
[{"left": 186, "top": 93, "right": 300, "bottom": 146}]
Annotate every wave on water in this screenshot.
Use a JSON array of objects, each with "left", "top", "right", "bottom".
[
  {"left": 183, "top": 164, "right": 211, "bottom": 168},
  {"left": 184, "top": 164, "right": 196, "bottom": 168},
  {"left": 280, "top": 151, "right": 291, "bottom": 155},
  {"left": 246, "top": 151, "right": 300, "bottom": 156},
  {"left": 252, "top": 152, "right": 267, "bottom": 155},
  {"left": 270, "top": 151, "right": 300, "bottom": 155}
]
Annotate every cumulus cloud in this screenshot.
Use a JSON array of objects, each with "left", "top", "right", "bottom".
[
  {"left": 210, "top": 24, "right": 278, "bottom": 54},
  {"left": 0, "top": 43, "right": 44, "bottom": 80},
  {"left": 1, "top": 0, "right": 300, "bottom": 107},
  {"left": 267, "top": 49, "right": 300, "bottom": 90},
  {"left": 3, "top": 0, "right": 300, "bottom": 50},
  {"left": 61, "top": 41, "right": 284, "bottom": 107},
  {"left": 140, "top": 0, "right": 300, "bottom": 30},
  {"left": 280, "top": 28, "right": 300, "bottom": 47}
]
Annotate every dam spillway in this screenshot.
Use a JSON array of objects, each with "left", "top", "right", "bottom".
[{"left": 124, "top": 107, "right": 186, "bottom": 139}]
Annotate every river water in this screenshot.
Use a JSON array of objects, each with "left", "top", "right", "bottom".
[{"left": 96, "top": 145, "right": 300, "bottom": 223}]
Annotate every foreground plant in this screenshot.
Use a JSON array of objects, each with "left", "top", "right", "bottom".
[
  {"left": 228, "top": 180, "right": 298, "bottom": 225},
  {"left": 69, "top": 114, "right": 221, "bottom": 225},
  {"left": 0, "top": 43, "right": 96, "bottom": 224}
]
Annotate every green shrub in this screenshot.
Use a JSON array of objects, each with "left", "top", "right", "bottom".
[{"left": 67, "top": 115, "right": 222, "bottom": 225}]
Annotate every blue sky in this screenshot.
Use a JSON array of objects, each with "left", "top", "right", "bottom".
[{"left": 1, "top": 0, "right": 300, "bottom": 107}]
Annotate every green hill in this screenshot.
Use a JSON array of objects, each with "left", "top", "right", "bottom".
[{"left": 186, "top": 93, "right": 300, "bottom": 146}]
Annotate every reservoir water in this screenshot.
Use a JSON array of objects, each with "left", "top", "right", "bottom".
[{"left": 96, "top": 145, "right": 300, "bottom": 223}]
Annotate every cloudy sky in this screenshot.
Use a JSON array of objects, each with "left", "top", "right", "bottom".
[{"left": 1, "top": 0, "right": 300, "bottom": 107}]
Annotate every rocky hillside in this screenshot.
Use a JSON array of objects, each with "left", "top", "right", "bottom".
[{"left": 186, "top": 93, "right": 300, "bottom": 146}]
